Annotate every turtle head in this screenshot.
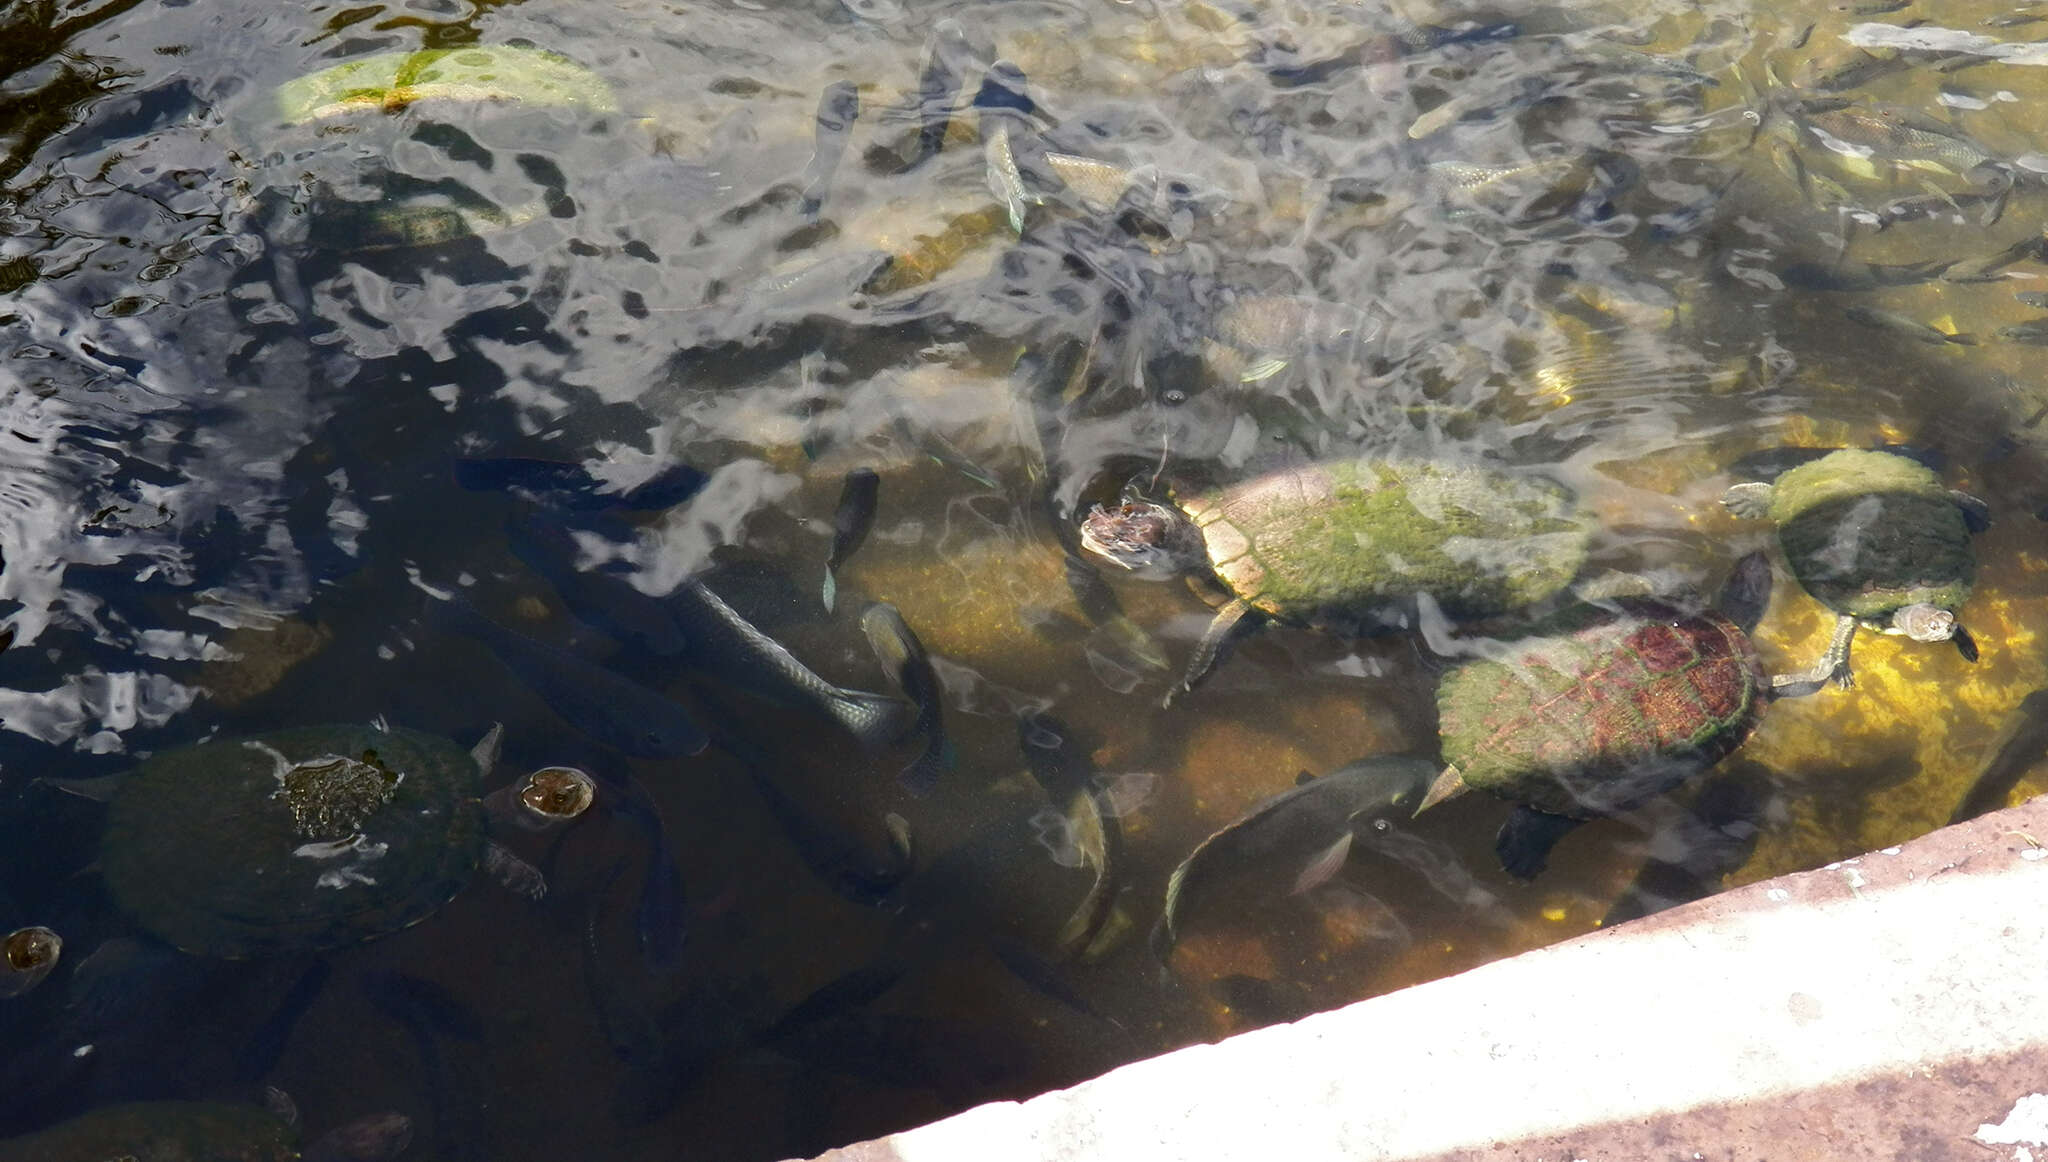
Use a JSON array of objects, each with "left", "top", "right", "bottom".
[
  {"left": 1079, "top": 501, "right": 1201, "bottom": 580},
  {"left": 1893, "top": 602, "right": 1956, "bottom": 643},
  {"left": 519, "top": 766, "right": 596, "bottom": 826}
]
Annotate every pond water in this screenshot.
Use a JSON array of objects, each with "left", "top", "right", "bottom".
[{"left": 5, "top": 0, "right": 2048, "bottom": 1157}]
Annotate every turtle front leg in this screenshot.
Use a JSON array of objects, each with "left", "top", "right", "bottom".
[
  {"left": 1495, "top": 806, "right": 1583, "bottom": 880},
  {"left": 1164, "top": 598, "right": 1258, "bottom": 708},
  {"left": 483, "top": 842, "right": 546, "bottom": 900},
  {"left": 1771, "top": 613, "right": 1858, "bottom": 696}
]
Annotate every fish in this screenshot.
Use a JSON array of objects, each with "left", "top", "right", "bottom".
[
  {"left": 1152, "top": 755, "right": 1440, "bottom": 963},
  {"left": 451, "top": 456, "right": 707, "bottom": 511},
  {"left": 1997, "top": 319, "right": 2048, "bottom": 345},
  {"left": 759, "top": 962, "right": 908, "bottom": 1041},
  {"left": 1780, "top": 257, "right": 1954, "bottom": 292},
  {"left": 859, "top": 603, "right": 953, "bottom": 795},
  {"left": 613, "top": 788, "right": 688, "bottom": 970},
  {"left": 975, "top": 61, "right": 1045, "bottom": 234},
  {"left": 799, "top": 81, "right": 859, "bottom": 220},
  {"left": 427, "top": 594, "right": 709, "bottom": 757},
  {"left": 2015, "top": 292, "right": 2048, "bottom": 308},
  {"left": 984, "top": 123, "right": 1039, "bottom": 235},
  {"left": 359, "top": 971, "right": 488, "bottom": 1162},
  {"left": 667, "top": 577, "right": 911, "bottom": 748},
  {"left": 1793, "top": 101, "right": 2002, "bottom": 182},
  {"left": 898, "top": 19, "right": 974, "bottom": 172},
  {"left": 822, "top": 468, "right": 879, "bottom": 613},
  {"left": 1952, "top": 688, "right": 2048, "bottom": 823},
  {"left": 1204, "top": 293, "right": 1377, "bottom": 383},
  {"left": 1427, "top": 154, "right": 1599, "bottom": 223},
  {"left": 505, "top": 512, "right": 688, "bottom": 656},
  {"left": 1018, "top": 712, "right": 1123, "bottom": 959},
  {"left": 1601, "top": 768, "right": 1770, "bottom": 926},
  {"left": 1943, "top": 233, "right": 2046, "bottom": 282},
  {"left": 1843, "top": 305, "right": 1975, "bottom": 344}
]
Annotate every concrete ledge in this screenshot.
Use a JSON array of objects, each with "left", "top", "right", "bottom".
[{"left": 806, "top": 796, "right": 2048, "bottom": 1162}]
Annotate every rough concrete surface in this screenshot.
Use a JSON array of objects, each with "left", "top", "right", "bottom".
[{"left": 805, "top": 795, "right": 2048, "bottom": 1162}]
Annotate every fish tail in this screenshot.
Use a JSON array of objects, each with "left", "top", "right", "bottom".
[
  {"left": 897, "top": 738, "right": 953, "bottom": 797},
  {"left": 1148, "top": 915, "right": 1179, "bottom": 966}
]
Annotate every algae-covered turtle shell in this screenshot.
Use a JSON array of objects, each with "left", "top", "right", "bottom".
[
  {"left": 1434, "top": 602, "right": 1769, "bottom": 820},
  {"left": 1182, "top": 458, "right": 1594, "bottom": 626},
  {"left": 1751, "top": 448, "right": 1975, "bottom": 621},
  {"left": 101, "top": 725, "right": 487, "bottom": 959}
]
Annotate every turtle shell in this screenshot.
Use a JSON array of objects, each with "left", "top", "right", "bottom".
[
  {"left": 0, "top": 1101, "right": 296, "bottom": 1162},
  {"left": 1766, "top": 449, "right": 1974, "bottom": 620},
  {"left": 101, "top": 725, "right": 486, "bottom": 959},
  {"left": 1436, "top": 604, "right": 1768, "bottom": 819},
  {"left": 1179, "top": 458, "right": 1593, "bottom": 626}
]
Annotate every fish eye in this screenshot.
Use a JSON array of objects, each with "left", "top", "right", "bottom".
[
  {"left": 1161, "top": 388, "right": 1188, "bottom": 405},
  {"left": 1373, "top": 818, "right": 1392, "bottom": 832}
]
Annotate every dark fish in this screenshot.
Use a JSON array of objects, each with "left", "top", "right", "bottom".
[
  {"left": 800, "top": 81, "right": 859, "bottom": 220},
  {"left": 1780, "top": 258, "right": 1954, "bottom": 292},
  {"left": 1843, "top": 305, "right": 1974, "bottom": 345},
  {"left": 1018, "top": 712, "right": 1122, "bottom": 959},
  {"left": 744, "top": 762, "right": 914, "bottom": 905},
  {"left": 1952, "top": 688, "right": 2048, "bottom": 823},
  {"left": 759, "top": 962, "right": 908, "bottom": 1041},
  {"left": 1153, "top": 755, "right": 1439, "bottom": 962},
  {"left": 428, "top": 594, "right": 709, "bottom": 757},
  {"left": 905, "top": 19, "right": 974, "bottom": 171},
  {"left": 505, "top": 512, "right": 688, "bottom": 656},
  {"left": 452, "top": 457, "right": 707, "bottom": 512},
  {"left": 360, "top": 971, "right": 487, "bottom": 1162},
  {"left": 1601, "top": 768, "right": 1770, "bottom": 927},
  {"left": 822, "top": 468, "right": 879, "bottom": 612},
  {"left": 1997, "top": 319, "right": 2048, "bottom": 345},
  {"left": 860, "top": 603, "right": 952, "bottom": 795},
  {"left": 668, "top": 577, "right": 910, "bottom": 747},
  {"left": 613, "top": 789, "right": 687, "bottom": 970}
]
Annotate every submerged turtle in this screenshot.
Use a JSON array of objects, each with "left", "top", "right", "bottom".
[
  {"left": 0, "top": 1097, "right": 410, "bottom": 1162},
  {"left": 1721, "top": 447, "right": 1988, "bottom": 690},
  {"left": 1417, "top": 553, "right": 1791, "bottom": 879},
  {"left": 1079, "top": 457, "right": 1596, "bottom": 700},
  {"left": 99, "top": 723, "right": 588, "bottom": 959}
]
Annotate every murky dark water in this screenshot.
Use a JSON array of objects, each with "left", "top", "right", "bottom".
[{"left": 6, "top": 0, "right": 2048, "bottom": 1157}]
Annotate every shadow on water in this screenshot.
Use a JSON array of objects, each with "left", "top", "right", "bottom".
[{"left": 8, "top": 0, "right": 2048, "bottom": 1156}]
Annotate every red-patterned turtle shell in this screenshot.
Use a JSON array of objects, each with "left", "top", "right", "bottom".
[{"left": 1435, "top": 602, "right": 1768, "bottom": 819}]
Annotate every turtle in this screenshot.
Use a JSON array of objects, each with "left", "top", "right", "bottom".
[
  {"left": 1077, "top": 456, "right": 1597, "bottom": 702},
  {"left": 1720, "top": 446, "right": 1988, "bottom": 691},
  {"left": 98, "top": 722, "right": 589, "bottom": 960},
  {"left": 0, "top": 1096, "right": 410, "bottom": 1162},
  {"left": 1415, "top": 552, "right": 1795, "bottom": 879}
]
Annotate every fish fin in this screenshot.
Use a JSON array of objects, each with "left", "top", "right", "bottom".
[
  {"left": 1495, "top": 808, "right": 1581, "bottom": 880},
  {"left": 1415, "top": 764, "right": 1469, "bottom": 815},
  {"left": 1238, "top": 357, "right": 1289, "bottom": 382},
  {"left": 1951, "top": 490, "right": 1992, "bottom": 533},
  {"left": 821, "top": 568, "right": 838, "bottom": 613},
  {"left": 1295, "top": 770, "right": 1317, "bottom": 786},
  {"left": 483, "top": 841, "right": 547, "bottom": 900},
  {"left": 897, "top": 746, "right": 947, "bottom": 797},
  {"left": 35, "top": 774, "right": 122, "bottom": 802},
  {"left": 1945, "top": 331, "right": 1979, "bottom": 346},
  {"left": 1148, "top": 914, "right": 1180, "bottom": 966},
  {"left": 1290, "top": 831, "right": 1354, "bottom": 896}
]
